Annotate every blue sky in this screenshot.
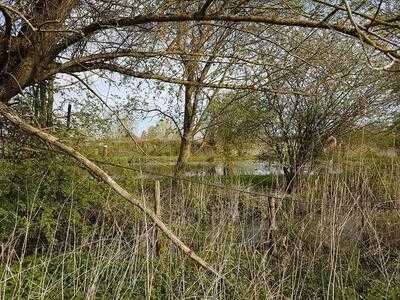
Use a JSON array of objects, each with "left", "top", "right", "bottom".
[{"left": 55, "top": 73, "right": 179, "bottom": 135}]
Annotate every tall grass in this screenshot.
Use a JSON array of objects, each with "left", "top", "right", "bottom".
[{"left": 1, "top": 150, "right": 400, "bottom": 299}]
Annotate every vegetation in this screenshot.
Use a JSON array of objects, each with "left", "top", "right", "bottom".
[
  {"left": 0, "top": 0, "right": 400, "bottom": 299},
  {"left": 2, "top": 144, "right": 400, "bottom": 298}
]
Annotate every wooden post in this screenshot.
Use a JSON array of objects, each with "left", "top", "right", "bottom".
[
  {"left": 66, "top": 103, "right": 72, "bottom": 130},
  {"left": 154, "top": 180, "right": 161, "bottom": 257},
  {"left": 101, "top": 144, "right": 108, "bottom": 157}
]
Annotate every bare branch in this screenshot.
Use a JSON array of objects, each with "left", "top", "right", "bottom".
[
  {"left": 0, "top": 100, "right": 225, "bottom": 281},
  {"left": 70, "top": 74, "right": 148, "bottom": 156},
  {"left": 74, "top": 13, "right": 398, "bottom": 59},
  {"left": 197, "top": 0, "right": 216, "bottom": 17},
  {"left": 0, "top": 3, "right": 36, "bottom": 32},
  {"left": 51, "top": 13, "right": 366, "bottom": 56},
  {"left": 133, "top": 108, "right": 183, "bottom": 138},
  {"left": 57, "top": 61, "right": 314, "bottom": 96},
  {"left": 311, "top": 0, "right": 400, "bottom": 30},
  {"left": 343, "top": 0, "right": 398, "bottom": 69}
]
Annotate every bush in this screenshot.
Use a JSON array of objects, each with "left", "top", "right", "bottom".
[{"left": 0, "top": 152, "right": 107, "bottom": 256}]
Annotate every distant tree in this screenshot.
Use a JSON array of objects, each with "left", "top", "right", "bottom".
[
  {"left": 204, "top": 92, "right": 256, "bottom": 158},
  {"left": 142, "top": 118, "right": 179, "bottom": 140},
  {"left": 126, "top": 13, "right": 243, "bottom": 175}
]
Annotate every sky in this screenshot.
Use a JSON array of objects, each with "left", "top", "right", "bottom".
[{"left": 55, "top": 73, "right": 178, "bottom": 136}]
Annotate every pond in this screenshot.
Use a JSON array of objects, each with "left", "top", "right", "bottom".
[
  {"left": 184, "top": 161, "right": 284, "bottom": 176},
  {"left": 128, "top": 160, "right": 283, "bottom": 176}
]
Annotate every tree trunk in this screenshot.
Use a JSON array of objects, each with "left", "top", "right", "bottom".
[
  {"left": 174, "top": 84, "right": 196, "bottom": 176},
  {"left": 34, "top": 80, "right": 54, "bottom": 128},
  {"left": 45, "top": 80, "right": 54, "bottom": 127},
  {"left": 175, "top": 132, "right": 192, "bottom": 176}
]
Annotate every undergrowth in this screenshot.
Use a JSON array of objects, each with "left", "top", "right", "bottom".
[{"left": 1, "top": 150, "right": 400, "bottom": 299}]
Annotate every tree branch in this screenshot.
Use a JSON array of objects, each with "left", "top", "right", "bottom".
[
  {"left": 311, "top": 0, "right": 400, "bottom": 30},
  {"left": 343, "top": 0, "right": 398, "bottom": 69},
  {"left": 0, "top": 3, "right": 36, "bottom": 32},
  {"left": 0, "top": 100, "right": 224, "bottom": 281},
  {"left": 70, "top": 74, "right": 148, "bottom": 155},
  {"left": 57, "top": 61, "right": 314, "bottom": 96},
  {"left": 51, "top": 13, "right": 380, "bottom": 57},
  {"left": 0, "top": 7, "right": 12, "bottom": 74},
  {"left": 134, "top": 108, "right": 183, "bottom": 138},
  {"left": 197, "top": 0, "right": 216, "bottom": 18}
]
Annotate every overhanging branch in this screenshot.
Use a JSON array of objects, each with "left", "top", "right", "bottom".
[
  {"left": 51, "top": 12, "right": 400, "bottom": 60},
  {"left": 58, "top": 62, "right": 314, "bottom": 96},
  {"left": 197, "top": 0, "right": 215, "bottom": 18}
]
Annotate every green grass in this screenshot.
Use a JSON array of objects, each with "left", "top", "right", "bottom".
[{"left": 2, "top": 139, "right": 400, "bottom": 298}]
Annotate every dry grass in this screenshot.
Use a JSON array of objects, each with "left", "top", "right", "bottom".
[{"left": 1, "top": 150, "right": 400, "bottom": 299}]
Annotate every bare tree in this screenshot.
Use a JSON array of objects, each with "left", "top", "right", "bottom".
[{"left": 244, "top": 37, "right": 391, "bottom": 192}]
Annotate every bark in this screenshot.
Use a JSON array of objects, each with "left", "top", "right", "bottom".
[
  {"left": 175, "top": 132, "right": 192, "bottom": 175},
  {"left": 0, "top": 101, "right": 223, "bottom": 281},
  {"left": 34, "top": 80, "right": 54, "bottom": 127},
  {"left": 45, "top": 80, "right": 54, "bottom": 127},
  {"left": 174, "top": 84, "right": 195, "bottom": 176}
]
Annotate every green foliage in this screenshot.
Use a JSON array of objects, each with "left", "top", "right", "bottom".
[
  {"left": 2, "top": 141, "right": 400, "bottom": 298},
  {"left": 207, "top": 92, "right": 259, "bottom": 158},
  {"left": 0, "top": 153, "right": 107, "bottom": 254}
]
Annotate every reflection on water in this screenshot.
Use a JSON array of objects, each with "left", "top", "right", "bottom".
[
  {"left": 129, "top": 160, "right": 285, "bottom": 177},
  {"left": 129, "top": 159, "right": 341, "bottom": 178},
  {"left": 184, "top": 161, "right": 283, "bottom": 177}
]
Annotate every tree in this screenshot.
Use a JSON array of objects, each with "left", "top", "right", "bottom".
[
  {"left": 142, "top": 118, "right": 179, "bottom": 140},
  {"left": 202, "top": 91, "right": 255, "bottom": 158},
  {"left": 32, "top": 80, "right": 55, "bottom": 128},
  {"left": 125, "top": 11, "right": 243, "bottom": 175},
  {"left": 225, "top": 35, "right": 392, "bottom": 192}
]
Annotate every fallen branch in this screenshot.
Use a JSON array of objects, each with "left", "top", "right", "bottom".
[{"left": 0, "top": 101, "right": 223, "bottom": 280}]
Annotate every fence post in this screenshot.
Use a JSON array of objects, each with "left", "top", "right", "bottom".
[
  {"left": 154, "top": 180, "right": 161, "bottom": 257},
  {"left": 101, "top": 144, "right": 108, "bottom": 157},
  {"left": 66, "top": 103, "right": 72, "bottom": 130}
]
